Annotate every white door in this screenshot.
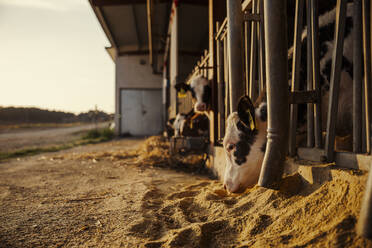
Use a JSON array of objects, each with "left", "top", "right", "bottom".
[{"left": 120, "top": 89, "right": 162, "bottom": 136}]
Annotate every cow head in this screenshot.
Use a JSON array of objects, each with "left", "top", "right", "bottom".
[
  {"left": 223, "top": 96, "right": 267, "bottom": 193},
  {"left": 175, "top": 76, "right": 211, "bottom": 113}
]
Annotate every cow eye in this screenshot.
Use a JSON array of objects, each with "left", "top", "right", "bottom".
[{"left": 227, "top": 143, "right": 235, "bottom": 152}]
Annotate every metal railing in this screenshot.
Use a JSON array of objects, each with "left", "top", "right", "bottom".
[{"left": 213, "top": 0, "right": 265, "bottom": 143}]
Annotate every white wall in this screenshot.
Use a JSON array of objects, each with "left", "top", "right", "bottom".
[
  {"left": 116, "top": 55, "right": 162, "bottom": 89},
  {"left": 114, "top": 54, "right": 162, "bottom": 134}
]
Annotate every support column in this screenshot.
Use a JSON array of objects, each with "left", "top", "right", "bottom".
[
  {"left": 226, "top": 0, "right": 244, "bottom": 112},
  {"left": 258, "top": 0, "right": 289, "bottom": 188}
]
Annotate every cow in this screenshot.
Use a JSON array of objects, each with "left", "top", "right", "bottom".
[
  {"left": 172, "top": 109, "right": 209, "bottom": 138},
  {"left": 223, "top": 3, "right": 355, "bottom": 193},
  {"left": 288, "top": 2, "right": 354, "bottom": 137},
  {"left": 175, "top": 76, "right": 212, "bottom": 113},
  {"left": 223, "top": 95, "right": 267, "bottom": 193}
]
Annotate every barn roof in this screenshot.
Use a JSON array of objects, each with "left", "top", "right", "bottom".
[{"left": 89, "top": 0, "right": 208, "bottom": 63}]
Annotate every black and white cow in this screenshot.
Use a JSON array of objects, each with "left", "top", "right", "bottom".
[
  {"left": 171, "top": 109, "right": 209, "bottom": 137},
  {"left": 288, "top": 2, "right": 354, "bottom": 136},
  {"left": 223, "top": 96, "right": 267, "bottom": 193},
  {"left": 175, "top": 76, "right": 212, "bottom": 112},
  {"left": 223, "top": 3, "right": 355, "bottom": 193}
]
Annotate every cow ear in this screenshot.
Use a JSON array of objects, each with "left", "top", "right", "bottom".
[{"left": 237, "top": 96, "right": 256, "bottom": 131}]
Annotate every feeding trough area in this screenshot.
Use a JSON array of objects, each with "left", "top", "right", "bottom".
[{"left": 89, "top": 0, "right": 372, "bottom": 245}]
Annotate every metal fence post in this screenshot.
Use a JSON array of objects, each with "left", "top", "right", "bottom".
[
  {"left": 258, "top": 0, "right": 289, "bottom": 188},
  {"left": 354, "top": 0, "right": 363, "bottom": 153},
  {"left": 324, "top": 0, "right": 347, "bottom": 162},
  {"left": 226, "top": 0, "right": 244, "bottom": 113}
]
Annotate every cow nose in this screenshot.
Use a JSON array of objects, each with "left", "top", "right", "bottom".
[
  {"left": 195, "top": 103, "right": 206, "bottom": 111},
  {"left": 224, "top": 180, "right": 242, "bottom": 193}
]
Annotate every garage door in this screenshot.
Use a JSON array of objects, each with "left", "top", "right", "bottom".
[{"left": 120, "top": 89, "right": 163, "bottom": 136}]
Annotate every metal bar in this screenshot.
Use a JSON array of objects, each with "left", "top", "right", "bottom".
[
  {"left": 215, "top": 18, "right": 228, "bottom": 40},
  {"left": 216, "top": 22, "right": 226, "bottom": 141},
  {"left": 311, "top": 0, "right": 322, "bottom": 148},
  {"left": 325, "top": 0, "right": 347, "bottom": 162},
  {"left": 363, "top": 0, "right": 371, "bottom": 154},
  {"left": 249, "top": 0, "right": 258, "bottom": 101},
  {"left": 357, "top": 166, "right": 372, "bottom": 238},
  {"left": 306, "top": 0, "right": 314, "bottom": 148},
  {"left": 244, "top": 20, "right": 251, "bottom": 94},
  {"left": 227, "top": 0, "right": 244, "bottom": 113},
  {"left": 289, "top": 0, "right": 304, "bottom": 156},
  {"left": 242, "top": 0, "right": 253, "bottom": 11},
  {"left": 354, "top": 0, "right": 363, "bottom": 153},
  {"left": 363, "top": 83, "right": 367, "bottom": 153},
  {"left": 258, "top": 0, "right": 266, "bottom": 92},
  {"left": 224, "top": 37, "right": 230, "bottom": 118},
  {"left": 258, "top": 0, "right": 289, "bottom": 188},
  {"left": 243, "top": 13, "right": 261, "bottom": 22}
]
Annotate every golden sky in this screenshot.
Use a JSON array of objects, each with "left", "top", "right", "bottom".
[{"left": 0, "top": 0, "right": 114, "bottom": 113}]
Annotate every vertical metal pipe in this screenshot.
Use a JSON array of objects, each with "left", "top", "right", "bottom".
[
  {"left": 258, "top": 0, "right": 266, "bottom": 92},
  {"left": 306, "top": 0, "right": 314, "bottom": 148},
  {"left": 357, "top": 0, "right": 372, "bottom": 238},
  {"left": 354, "top": 0, "right": 363, "bottom": 153},
  {"left": 357, "top": 164, "right": 372, "bottom": 238},
  {"left": 249, "top": 0, "right": 258, "bottom": 101},
  {"left": 289, "top": 0, "right": 304, "bottom": 156},
  {"left": 258, "top": 0, "right": 289, "bottom": 188},
  {"left": 244, "top": 20, "right": 251, "bottom": 93},
  {"left": 363, "top": 0, "right": 371, "bottom": 154},
  {"left": 216, "top": 22, "right": 225, "bottom": 141},
  {"left": 363, "top": 83, "right": 367, "bottom": 153},
  {"left": 325, "top": 0, "right": 347, "bottom": 162},
  {"left": 227, "top": 0, "right": 244, "bottom": 113},
  {"left": 223, "top": 37, "right": 230, "bottom": 118},
  {"left": 311, "top": 0, "right": 322, "bottom": 148},
  {"left": 204, "top": 50, "right": 209, "bottom": 78}
]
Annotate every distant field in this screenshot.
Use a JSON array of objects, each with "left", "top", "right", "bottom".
[
  {"left": 0, "top": 122, "right": 112, "bottom": 158},
  {"left": 0, "top": 122, "right": 87, "bottom": 131}
]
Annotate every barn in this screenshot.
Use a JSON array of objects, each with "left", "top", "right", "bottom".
[
  {"left": 90, "top": 0, "right": 372, "bottom": 237},
  {"left": 89, "top": 0, "right": 209, "bottom": 136}
]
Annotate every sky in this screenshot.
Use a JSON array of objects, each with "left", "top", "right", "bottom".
[{"left": 0, "top": 0, "right": 115, "bottom": 114}]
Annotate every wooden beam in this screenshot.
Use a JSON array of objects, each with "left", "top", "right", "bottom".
[{"left": 147, "top": 0, "right": 153, "bottom": 65}]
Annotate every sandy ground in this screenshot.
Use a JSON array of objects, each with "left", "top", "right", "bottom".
[
  {"left": 0, "top": 136, "right": 372, "bottom": 248},
  {"left": 0, "top": 122, "right": 109, "bottom": 152}
]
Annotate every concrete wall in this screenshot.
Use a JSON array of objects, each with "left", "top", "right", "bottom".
[{"left": 114, "top": 55, "right": 162, "bottom": 134}]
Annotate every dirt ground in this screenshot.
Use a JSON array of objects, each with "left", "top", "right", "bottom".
[{"left": 1, "top": 136, "right": 372, "bottom": 248}]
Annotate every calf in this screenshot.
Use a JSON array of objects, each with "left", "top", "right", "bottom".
[
  {"left": 223, "top": 96, "right": 267, "bottom": 193},
  {"left": 175, "top": 76, "right": 211, "bottom": 112},
  {"left": 172, "top": 109, "right": 209, "bottom": 137}
]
